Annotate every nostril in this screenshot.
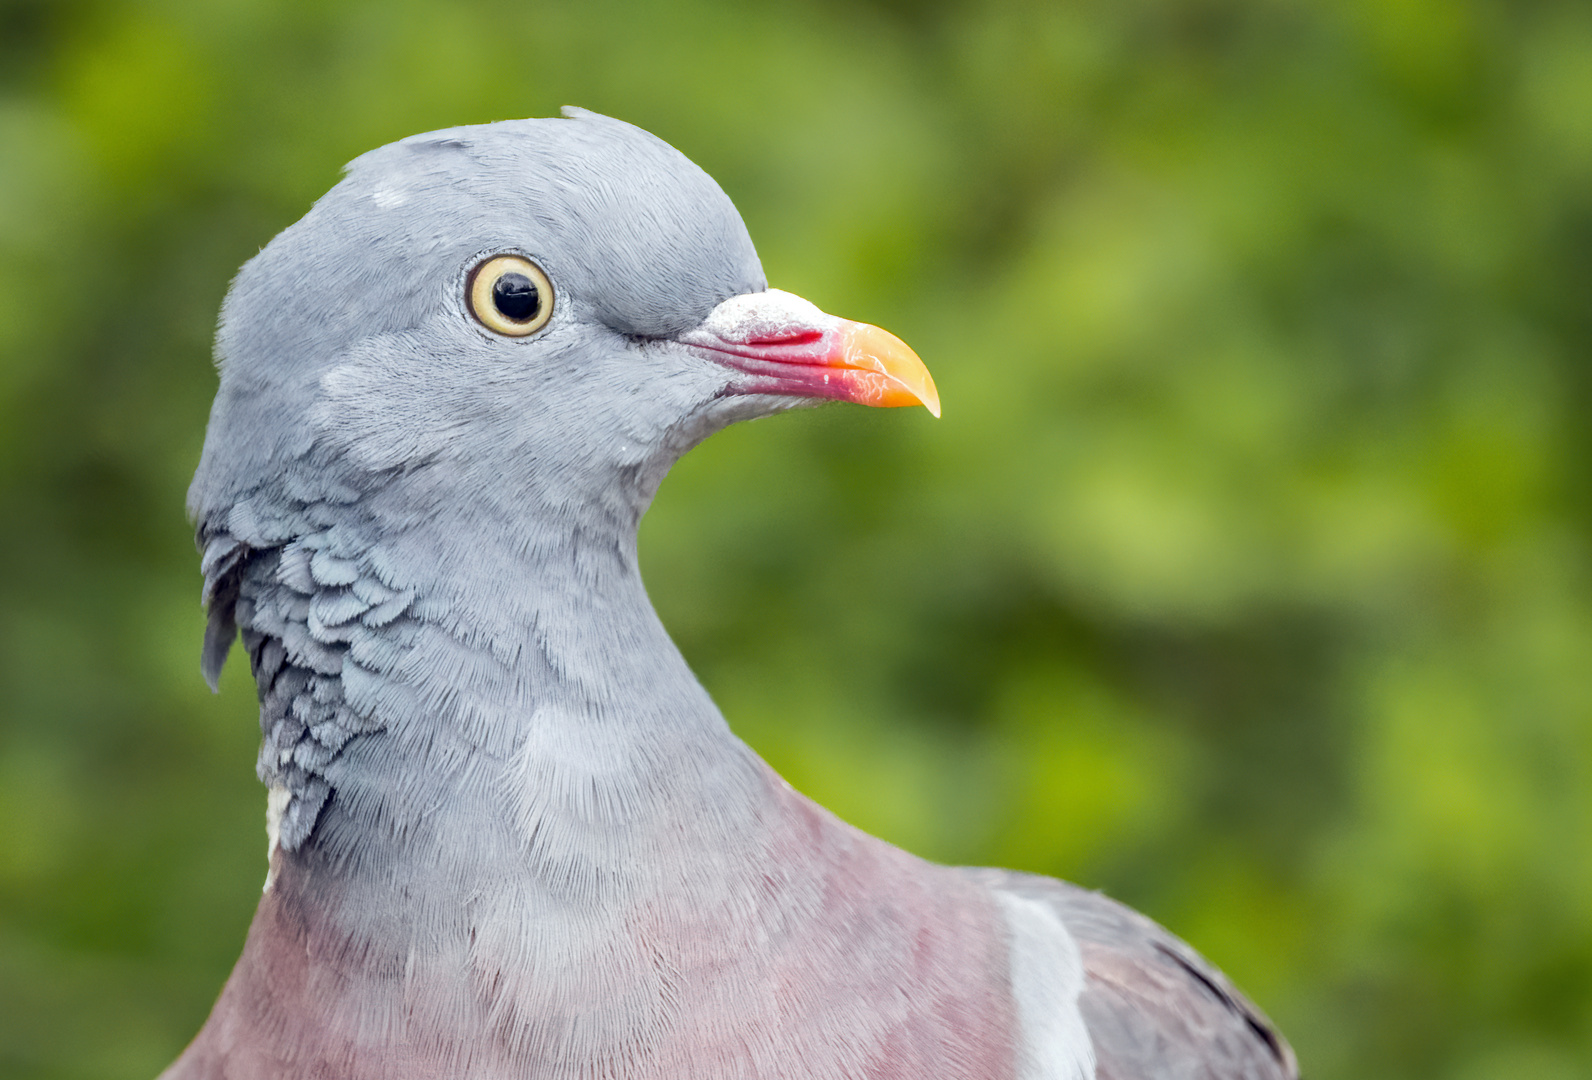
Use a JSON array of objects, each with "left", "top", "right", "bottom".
[{"left": 746, "top": 328, "right": 824, "bottom": 346}]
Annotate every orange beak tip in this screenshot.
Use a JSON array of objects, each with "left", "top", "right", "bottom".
[{"left": 841, "top": 321, "right": 941, "bottom": 419}]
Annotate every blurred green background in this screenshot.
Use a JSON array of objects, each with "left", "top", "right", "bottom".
[{"left": 2, "top": 0, "right": 1590, "bottom": 1076}]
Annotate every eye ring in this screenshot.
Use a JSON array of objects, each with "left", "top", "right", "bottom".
[{"left": 467, "top": 255, "right": 554, "bottom": 337}]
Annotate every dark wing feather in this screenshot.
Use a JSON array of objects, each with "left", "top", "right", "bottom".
[{"left": 963, "top": 868, "right": 1299, "bottom": 1080}]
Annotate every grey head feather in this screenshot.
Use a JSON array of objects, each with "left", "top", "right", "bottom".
[{"left": 189, "top": 109, "right": 772, "bottom": 849}]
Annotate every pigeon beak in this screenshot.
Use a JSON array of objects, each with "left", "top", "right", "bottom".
[{"left": 680, "top": 289, "right": 940, "bottom": 417}]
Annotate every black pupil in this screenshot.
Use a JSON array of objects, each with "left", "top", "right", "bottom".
[{"left": 492, "top": 272, "right": 540, "bottom": 321}]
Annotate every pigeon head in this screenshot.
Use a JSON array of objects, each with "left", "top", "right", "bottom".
[
  {"left": 184, "top": 109, "right": 939, "bottom": 852},
  {"left": 190, "top": 108, "right": 938, "bottom": 539}
]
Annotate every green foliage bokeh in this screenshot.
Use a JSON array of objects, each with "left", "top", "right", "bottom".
[{"left": 3, "top": 0, "right": 1591, "bottom": 1077}]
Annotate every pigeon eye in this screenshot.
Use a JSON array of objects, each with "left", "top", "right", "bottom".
[{"left": 468, "top": 255, "right": 554, "bottom": 337}]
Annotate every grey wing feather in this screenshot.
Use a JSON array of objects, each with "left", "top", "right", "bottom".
[{"left": 964, "top": 868, "right": 1300, "bottom": 1080}]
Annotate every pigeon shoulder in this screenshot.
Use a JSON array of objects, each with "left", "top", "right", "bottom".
[{"left": 966, "top": 867, "right": 1300, "bottom": 1080}]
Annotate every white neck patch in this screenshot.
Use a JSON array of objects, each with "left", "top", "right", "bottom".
[{"left": 263, "top": 785, "right": 291, "bottom": 892}]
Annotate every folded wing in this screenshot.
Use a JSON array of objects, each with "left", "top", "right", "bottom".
[{"left": 966, "top": 868, "right": 1299, "bottom": 1080}]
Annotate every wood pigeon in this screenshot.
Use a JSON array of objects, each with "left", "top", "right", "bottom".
[{"left": 166, "top": 108, "right": 1298, "bottom": 1080}]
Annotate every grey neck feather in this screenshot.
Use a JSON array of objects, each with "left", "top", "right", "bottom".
[{"left": 201, "top": 441, "right": 771, "bottom": 944}]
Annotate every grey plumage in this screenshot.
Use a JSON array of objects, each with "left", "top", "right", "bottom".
[{"left": 168, "top": 108, "right": 1298, "bottom": 1079}]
